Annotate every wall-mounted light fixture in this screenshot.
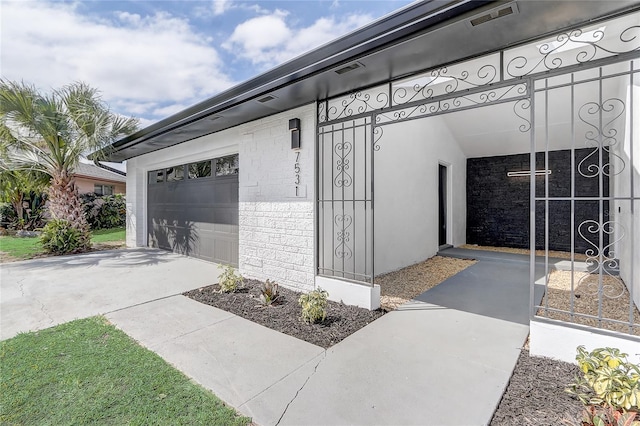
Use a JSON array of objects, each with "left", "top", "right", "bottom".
[
  {"left": 289, "top": 118, "right": 301, "bottom": 150},
  {"left": 507, "top": 169, "right": 552, "bottom": 177}
]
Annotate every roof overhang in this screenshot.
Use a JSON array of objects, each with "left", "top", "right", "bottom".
[{"left": 101, "top": 0, "right": 640, "bottom": 162}]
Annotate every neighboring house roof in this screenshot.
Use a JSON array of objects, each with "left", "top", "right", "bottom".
[
  {"left": 73, "top": 162, "right": 126, "bottom": 183},
  {"left": 100, "top": 0, "right": 640, "bottom": 162}
]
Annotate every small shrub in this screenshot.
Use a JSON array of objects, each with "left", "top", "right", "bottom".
[
  {"left": 0, "top": 202, "right": 16, "bottom": 227},
  {"left": 218, "top": 265, "right": 243, "bottom": 293},
  {"left": 259, "top": 279, "right": 279, "bottom": 306},
  {"left": 566, "top": 346, "right": 640, "bottom": 425},
  {"left": 298, "top": 288, "right": 329, "bottom": 324},
  {"left": 574, "top": 405, "right": 640, "bottom": 426},
  {"left": 81, "top": 193, "right": 126, "bottom": 230},
  {"left": 0, "top": 193, "right": 48, "bottom": 231},
  {"left": 40, "top": 219, "right": 91, "bottom": 255}
]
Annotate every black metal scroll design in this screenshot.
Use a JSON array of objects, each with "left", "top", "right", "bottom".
[
  {"left": 334, "top": 141, "right": 353, "bottom": 187},
  {"left": 318, "top": 101, "right": 327, "bottom": 123},
  {"left": 506, "top": 25, "right": 640, "bottom": 78},
  {"left": 376, "top": 84, "right": 527, "bottom": 126},
  {"left": 513, "top": 98, "right": 531, "bottom": 133},
  {"left": 372, "top": 126, "right": 383, "bottom": 151},
  {"left": 334, "top": 214, "right": 353, "bottom": 260},
  {"left": 392, "top": 64, "right": 498, "bottom": 105},
  {"left": 327, "top": 91, "right": 389, "bottom": 121},
  {"left": 577, "top": 98, "right": 626, "bottom": 178},
  {"left": 577, "top": 220, "right": 625, "bottom": 299}
]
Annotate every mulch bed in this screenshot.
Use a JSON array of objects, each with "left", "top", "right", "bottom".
[
  {"left": 184, "top": 279, "right": 385, "bottom": 348},
  {"left": 491, "top": 349, "right": 583, "bottom": 425}
]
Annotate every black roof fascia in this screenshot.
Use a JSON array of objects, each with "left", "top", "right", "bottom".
[{"left": 103, "top": 0, "right": 488, "bottom": 157}]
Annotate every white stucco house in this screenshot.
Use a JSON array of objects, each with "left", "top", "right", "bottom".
[{"left": 99, "top": 0, "right": 640, "bottom": 361}]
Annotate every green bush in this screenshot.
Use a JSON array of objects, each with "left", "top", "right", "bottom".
[
  {"left": 40, "top": 219, "right": 91, "bottom": 255},
  {"left": 566, "top": 346, "right": 640, "bottom": 425},
  {"left": 298, "top": 288, "right": 329, "bottom": 324},
  {"left": 0, "top": 202, "right": 16, "bottom": 227},
  {"left": 0, "top": 193, "right": 48, "bottom": 231},
  {"left": 81, "top": 193, "right": 126, "bottom": 230},
  {"left": 259, "top": 279, "right": 279, "bottom": 306},
  {"left": 218, "top": 265, "right": 243, "bottom": 293}
]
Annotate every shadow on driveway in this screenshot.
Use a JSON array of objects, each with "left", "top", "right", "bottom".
[
  {"left": 2, "top": 248, "right": 175, "bottom": 271},
  {"left": 0, "top": 248, "right": 220, "bottom": 340}
]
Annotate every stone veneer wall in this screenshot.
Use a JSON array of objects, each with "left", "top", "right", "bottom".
[{"left": 237, "top": 104, "right": 316, "bottom": 291}]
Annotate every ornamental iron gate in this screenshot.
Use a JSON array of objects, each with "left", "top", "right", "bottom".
[
  {"left": 317, "top": 117, "right": 376, "bottom": 283},
  {"left": 316, "top": 10, "right": 640, "bottom": 338}
]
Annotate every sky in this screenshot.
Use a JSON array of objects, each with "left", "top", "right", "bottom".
[{"left": 1, "top": 0, "right": 413, "bottom": 128}]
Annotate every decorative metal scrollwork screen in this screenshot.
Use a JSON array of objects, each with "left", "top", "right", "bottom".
[
  {"left": 317, "top": 117, "right": 375, "bottom": 284},
  {"left": 532, "top": 58, "right": 639, "bottom": 336}
]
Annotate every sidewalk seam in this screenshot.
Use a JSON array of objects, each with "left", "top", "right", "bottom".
[
  {"left": 103, "top": 293, "right": 193, "bottom": 316},
  {"left": 274, "top": 350, "right": 326, "bottom": 426},
  {"left": 148, "top": 316, "right": 236, "bottom": 349}
]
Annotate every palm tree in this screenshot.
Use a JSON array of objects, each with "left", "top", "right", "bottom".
[{"left": 0, "top": 80, "right": 138, "bottom": 248}]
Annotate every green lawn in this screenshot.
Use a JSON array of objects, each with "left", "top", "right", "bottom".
[
  {"left": 0, "top": 317, "right": 251, "bottom": 425},
  {"left": 0, "top": 234, "right": 42, "bottom": 259},
  {"left": 0, "top": 227, "right": 125, "bottom": 260},
  {"left": 91, "top": 226, "right": 126, "bottom": 243}
]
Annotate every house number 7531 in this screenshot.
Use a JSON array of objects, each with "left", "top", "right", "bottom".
[{"left": 294, "top": 151, "right": 301, "bottom": 196}]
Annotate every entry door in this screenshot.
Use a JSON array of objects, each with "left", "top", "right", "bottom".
[{"left": 438, "top": 164, "right": 447, "bottom": 246}]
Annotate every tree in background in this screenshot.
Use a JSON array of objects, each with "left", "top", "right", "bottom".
[
  {"left": 0, "top": 80, "right": 138, "bottom": 250},
  {"left": 0, "top": 169, "right": 50, "bottom": 229}
]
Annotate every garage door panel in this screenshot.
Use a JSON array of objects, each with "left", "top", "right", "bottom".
[{"left": 148, "top": 159, "right": 238, "bottom": 266}]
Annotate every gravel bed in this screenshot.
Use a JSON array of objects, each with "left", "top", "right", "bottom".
[
  {"left": 184, "top": 279, "right": 385, "bottom": 348},
  {"left": 375, "top": 256, "right": 476, "bottom": 310},
  {"left": 491, "top": 349, "right": 583, "bottom": 425},
  {"left": 538, "top": 270, "right": 640, "bottom": 336}
]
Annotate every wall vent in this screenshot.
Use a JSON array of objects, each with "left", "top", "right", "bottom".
[
  {"left": 257, "top": 95, "right": 277, "bottom": 103},
  {"left": 469, "top": 3, "right": 518, "bottom": 27},
  {"left": 335, "top": 62, "right": 364, "bottom": 75}
]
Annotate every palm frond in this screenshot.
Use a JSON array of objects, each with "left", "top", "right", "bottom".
[{"left": 0, "top": 80, "right": 138, "bottom": 176}]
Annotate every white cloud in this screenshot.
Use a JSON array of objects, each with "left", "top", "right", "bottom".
[
  {"left": 223, "top": 11, "right": 373, "bottom": 67},
  {"left": 213, "top": 0, "right": 233, "bottom": 16},
  {"left": 0, "top": 1, "right": 236, "bottom": 123},
  {"left": 193, "top": 1, "right": 269, "bottom": 19},
  {"left": 223, "top": 10, "right": 292, "bottom": 59}
]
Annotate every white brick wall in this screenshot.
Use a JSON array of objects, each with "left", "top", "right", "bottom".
[{"left": 238, "top": 104, "right": 316, "bottom": 291}]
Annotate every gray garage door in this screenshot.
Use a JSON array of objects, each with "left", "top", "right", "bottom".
[{"left": 147, "top": 155, "right": 239, "bottom": 266}]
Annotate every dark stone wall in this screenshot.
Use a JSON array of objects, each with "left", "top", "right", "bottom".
[{"left": 466, "top": 149, "right": 609, "bottom": 253}]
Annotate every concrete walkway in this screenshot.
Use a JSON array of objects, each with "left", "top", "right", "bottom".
[
  {"left": 105, "top": 249, "right": 541, "bottom": 426},
  {"left": 106, "top": 296, "right": 326, "bottom": 425},
  {"left": 1, "top": 248, "right": 542, "bottom": 425},
  {"left": 276, "top": 252, "right": 545, "bottom": 426}
]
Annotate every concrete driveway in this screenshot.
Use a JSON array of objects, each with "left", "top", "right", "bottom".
[{"left": 0, "top": 248, "right": 220, "bottom": 340}]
